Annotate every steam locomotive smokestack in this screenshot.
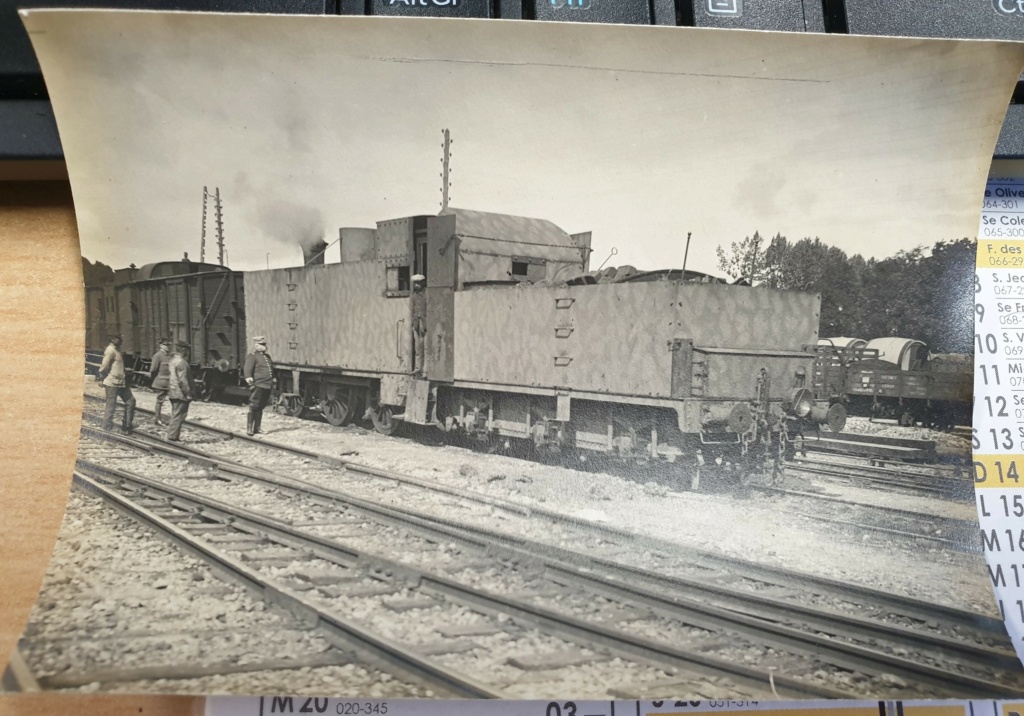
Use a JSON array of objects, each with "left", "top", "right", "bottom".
[{"left": 303, "top": 240, "right": 329, "bottom": 266}]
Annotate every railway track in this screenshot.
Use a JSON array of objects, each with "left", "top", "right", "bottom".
[
  {"left": 73, "top": 446, "right": 838, "bottom": 699},
  {"left": 67, "top": 410, "right": 1023, "bottom": 697},
  {"left": 82, "top": 392, "right": 969, "bottom": 499},
  {"left": 756, "top": 485, "right": 979, "bottom": 552},
  {"left": 789, "top": 455, "right": 972, "bottom": 500},
  {"left": 70, "top": 467, "right": 502, "bottom": 698},
  {"left": 799, "top": 432, "right": 941, "bottom": 463},
  {"left": 81, "top": 396, "right": 991, "bottom": 628}
]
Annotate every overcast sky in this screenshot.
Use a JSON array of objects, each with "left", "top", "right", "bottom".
[{"left": 22, "top": 10, "right": 1024, "bottom": 274}]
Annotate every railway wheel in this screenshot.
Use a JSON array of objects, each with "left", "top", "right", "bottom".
[
  {"left": 321, "top": 397, "right": 352, "bottom": 427},
  {"left": 737, "top": 461, "right": 767, "bottom": 490},
  {"left": 369, "top": 405, "right": 399, "bottom": 436},
  {"left": 283, "top": 395, "right": 306, "bottom": 418},
  {"left": 195, "top": 380, "right": 214, "bottom": 402}
]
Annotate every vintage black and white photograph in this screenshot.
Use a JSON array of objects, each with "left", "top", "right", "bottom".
[{"left": 8, "top": 9, "right": 1024, "bottom": 699}]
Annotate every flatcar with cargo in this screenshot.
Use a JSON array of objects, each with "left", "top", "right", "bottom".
[{"left": 815, "top": 336, "right": 972, "bottom": 429}]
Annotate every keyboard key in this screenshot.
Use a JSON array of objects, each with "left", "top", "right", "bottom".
[
  {"left": 690, "top": 0, "right": 824, "bottom": 31},
  {"left": 0, "top": 100, "right": 61, "bottom": 159},
  {"left": 842, "top": 0, "right": 1024, "bottom": 40},
  {"left": 370, "top": 0, "right": 494, "bottom": 17},
  {"left": 0, "top": 0, "right": 331, "bottom": 98},
  {"left": 532, "top": 0, "right": 668, "bottom": 25}
]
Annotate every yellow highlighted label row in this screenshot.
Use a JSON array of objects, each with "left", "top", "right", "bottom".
[
  {"left": 973, "top": 454, "right": 1024, "bottom": 487},
  {"left": 978, "top": 240, "right": 1024, "bottom": 267}
]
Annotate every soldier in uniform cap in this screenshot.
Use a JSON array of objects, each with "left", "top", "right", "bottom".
[
  {"left": 243, "top": 335, "right": 275, "bottom": 436},
  {"left": 98, "top": 334, "right": 136, "bottom": 434},
  {"left": 166, "top": 342, "right": 195, "bottom": 442},
  {"left": 149, "top": 338, "right": 172, "bottom": 425}
]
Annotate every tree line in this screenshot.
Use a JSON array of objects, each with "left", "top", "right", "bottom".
[
  {"left": 715, "top": 233, "right": 973, "bottom": 355},
  {"left": 82, "top": 257, "right": 115, "bottom": 285}
]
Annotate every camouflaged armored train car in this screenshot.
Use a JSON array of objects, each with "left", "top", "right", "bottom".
[{"left": 244, "top": 208, "right": 845, "bottom": 487}]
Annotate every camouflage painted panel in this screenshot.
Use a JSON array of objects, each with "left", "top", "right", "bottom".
[
  {"left": 375, "top": 218, "right": 413, "bottom": 262},
  {"left": 674, "top": 283, "right": 820, "bottom": 350},
  {"left": 244, "top": 270, "right": 290, "bottom": 357},
  {"left": 448, "top": 208, "right": 588, "bottom": 266},
  {"left": 703, "top": 354, "right": 812, "bottom": 402},
  {"left": 565, "top": 281, "right": 676, "bottom": 397},
  {"left": 454, "top": 281, "right": 676, "bottom": 398},
  {"left": 293, "top": 262, "right": 410, "bottom": 373},
  {"left": 455, "top": 280, "right": 821, "bottom": 401},
  {"left": 454, "top": 286, "right": 562, "bottom": 390},
  {"left": 458, "top": 252, "right": 512, "bottom": 285}
]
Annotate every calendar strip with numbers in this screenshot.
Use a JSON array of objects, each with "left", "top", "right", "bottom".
[
  {"left": 205, "top": 697, "right": 1024, "bottom": 716},
  {"left": 975, "top": 177, "right": 1024, "bottom": 666}
]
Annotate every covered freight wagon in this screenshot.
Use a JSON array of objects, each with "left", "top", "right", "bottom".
[{"left": 84, "top": 260, "right": 246, "bottom": 396}]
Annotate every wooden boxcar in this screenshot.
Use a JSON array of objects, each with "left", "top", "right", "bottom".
[{"left": 84, "top": 260, "right": 246, "bottom": 396}]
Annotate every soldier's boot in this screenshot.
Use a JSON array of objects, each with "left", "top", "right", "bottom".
[
  {"left": 254, "top": 410, "right": 263, "bottom": 435},
  {"left": 122, "top": 400, "right": 136, "bottom": 435},
  {"left": 246, "top": 410, "right": 256, "bottom": 437}
]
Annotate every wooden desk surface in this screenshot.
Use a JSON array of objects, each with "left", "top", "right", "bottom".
[{"left": 0, "top": 181, "right": 200, "bottom": 716}]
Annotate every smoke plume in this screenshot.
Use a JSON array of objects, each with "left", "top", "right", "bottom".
[{"left": 255, "top": 198, "right": 326, "bottom": 250}]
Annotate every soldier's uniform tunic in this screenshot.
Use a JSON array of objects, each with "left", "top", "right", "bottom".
[{"left": 244, "top": 342, "right": 274, "bottom": 436}]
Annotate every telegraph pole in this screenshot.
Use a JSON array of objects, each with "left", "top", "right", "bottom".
[
  {"left": 213, "top": 187, "right": 225, "bottom": 266},
  {"left": 682, "top": 232, "right": 692, "bottom": 279},
  {"left": 199, "top": 187, "right": 209, "bottom": 263},
  {"left": 441, "top": 129, "right": 451, "bottom": 211}
]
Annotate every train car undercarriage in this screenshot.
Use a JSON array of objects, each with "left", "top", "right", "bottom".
[{"left": 267, "top": 366, "right": 845, "bottom": 491}]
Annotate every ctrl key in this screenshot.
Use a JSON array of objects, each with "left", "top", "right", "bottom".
[{"left": 369, "top": 0, "right": 494, "bottom": 16}]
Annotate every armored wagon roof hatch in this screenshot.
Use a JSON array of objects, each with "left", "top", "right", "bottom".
[
  {"left": 136, "top": 261, "right": 229, "bottom": 282},
  {"left": 441, "top": 208, "right": 589, "bottom": 263},
  {"left": 563, "top": 267, "right": 726, "bottom": 286}
]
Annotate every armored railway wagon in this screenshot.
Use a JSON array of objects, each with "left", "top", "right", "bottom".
[{"left": 244, "top": 208, "right": 843, "bottom": 487}]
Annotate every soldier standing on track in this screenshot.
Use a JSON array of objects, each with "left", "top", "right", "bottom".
[
  {"left": 244, "top": 336, "right": 274, "bottom": 436},
  {"left": 411, "top": 274, "right": 426, "bottom": 375},
  {"left": 149, "top": 338, "right": 172, "bottom": 426},
  {"left": 166, "top": 342, "right": 194, "bottom": 443},
  {"left": 98, "top": 334, "right": 136, "bottom": 434}
]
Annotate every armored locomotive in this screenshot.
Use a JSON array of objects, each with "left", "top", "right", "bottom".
[{"left": 244, "top": 208, "right": 844, "bottom": 487}]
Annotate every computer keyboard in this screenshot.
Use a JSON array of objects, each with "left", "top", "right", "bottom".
[
  {"left": 1, "top": 0, "right": 1022, "bottom": 161},
  {"left": 842, "top": 0, "right": 1024, "bottom": 41},
  {"left": 692, "top": 0, "right": 823, "bottom": 31}
]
